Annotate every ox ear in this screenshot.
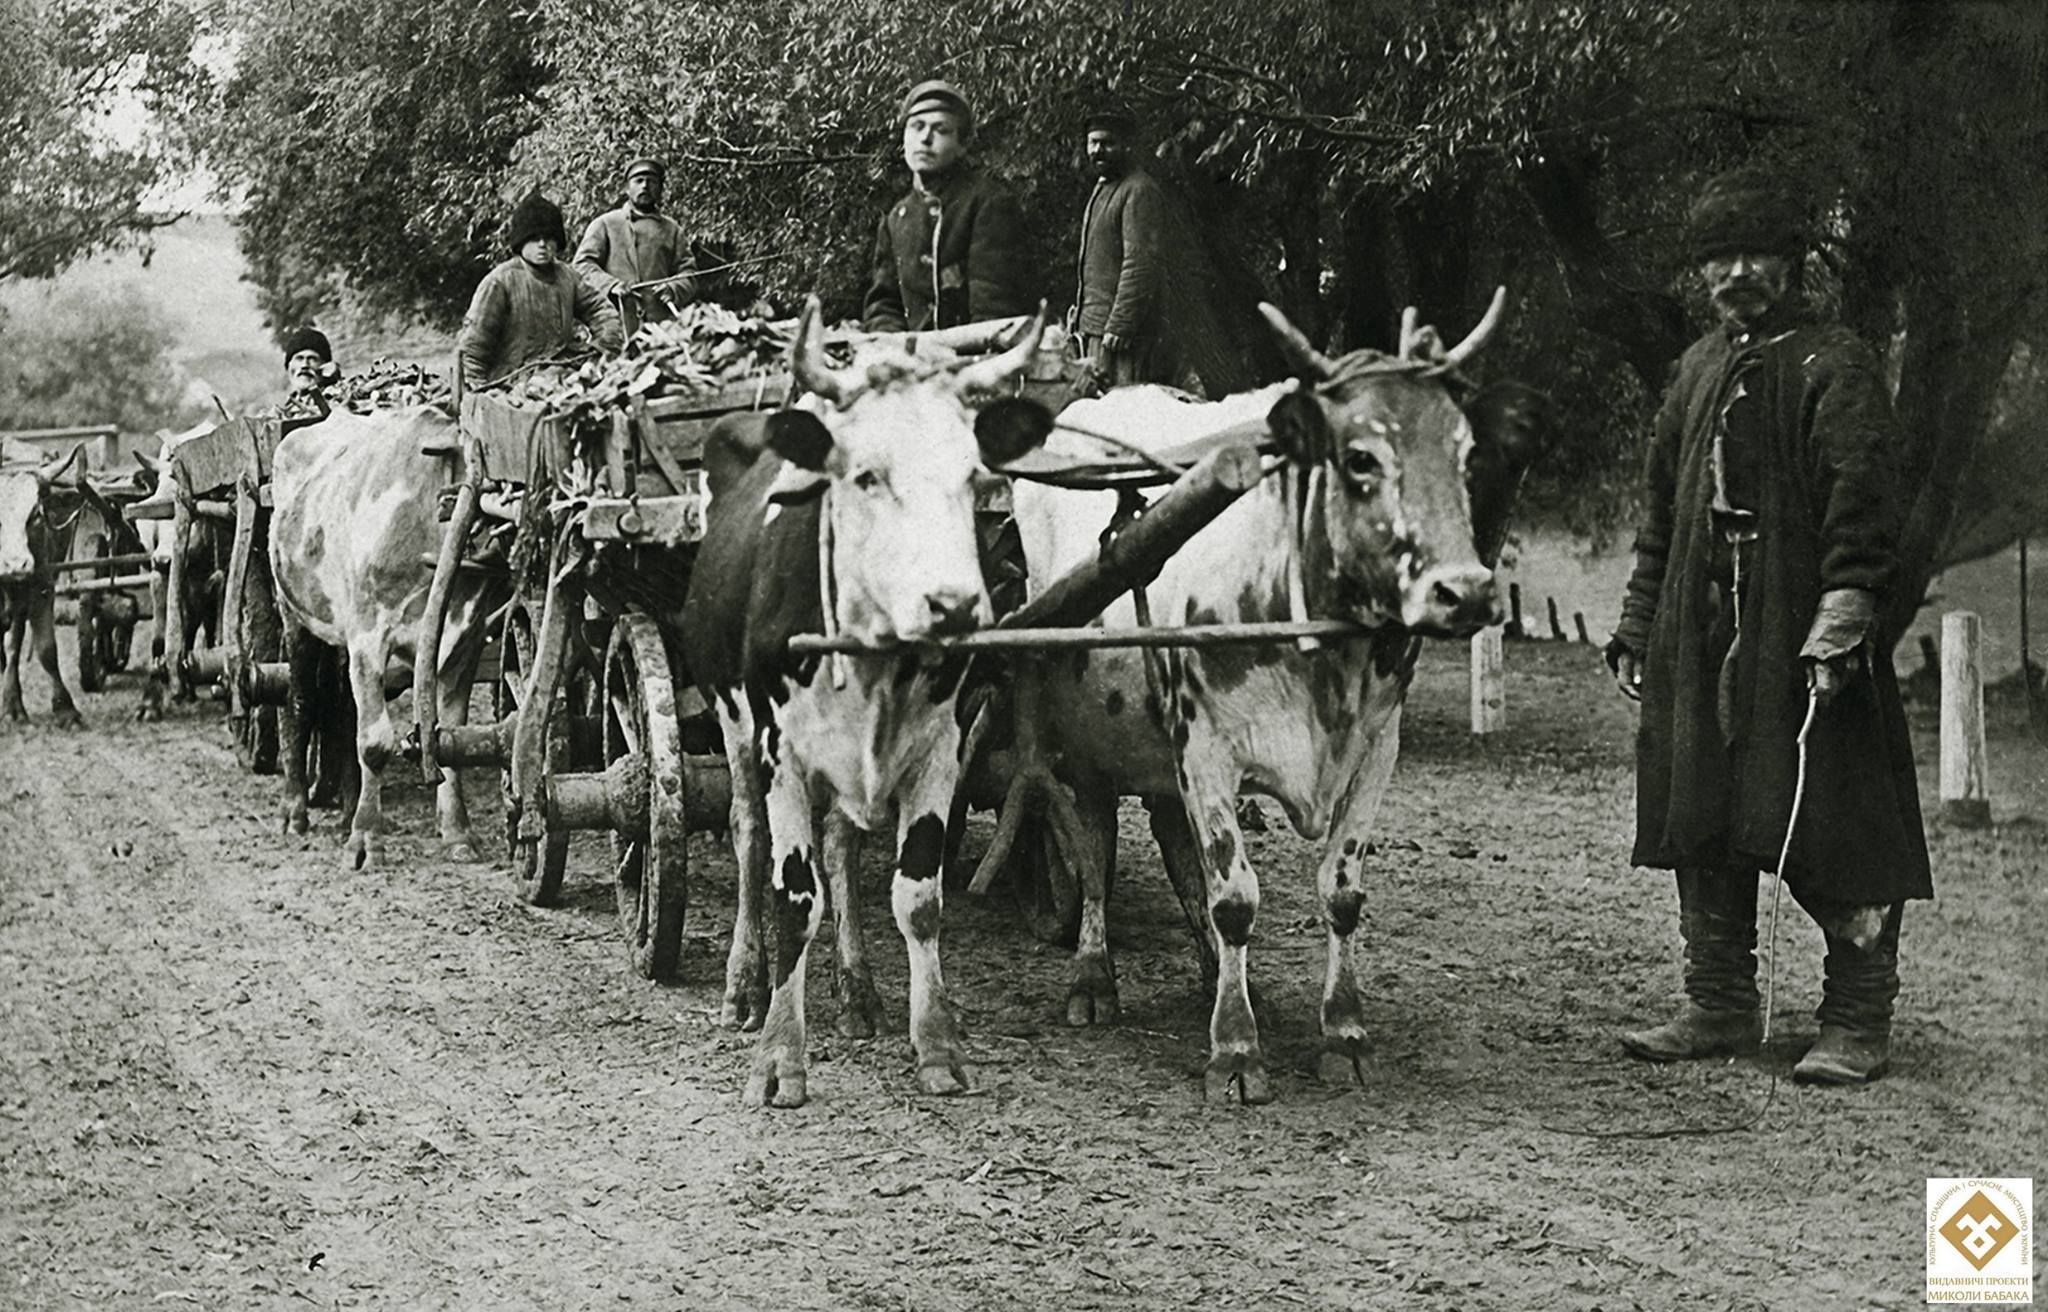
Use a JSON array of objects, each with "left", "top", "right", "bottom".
[
  {"left": 974, "top": 398, "right": 1053, "bottom": 469},
  {"left": 763, "top": 409, "right": 834, "bottom": 472},
  {"left": 1463, "top": 382, "right": 1553, "bottom": 568},
  {"left": 1266, "top": 386, "right": 1331, "bottom": 467}
]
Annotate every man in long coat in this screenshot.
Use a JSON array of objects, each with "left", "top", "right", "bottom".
[
  {"left": 1072, "top": 107, "right": 1176, "bottom": 391},
  {"left": 1606, "top": 167, "right": 1932, "bottom": 1086},
  {"left": 861, "top": 80, "right": 1033, "bottom": 333},
  {"left": 572, "top": 157, "right": 695, "bottom": 326}
]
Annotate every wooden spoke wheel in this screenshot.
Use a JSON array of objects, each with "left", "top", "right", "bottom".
[
  {"left": 231, "top": 551, "right": 281, "bottom": 775},
  {"left": 604, "top": 613, "right": 688, "bottom": 981},
  {"left": 497, "top": 595, "right": 569, "bottom": 905},
  {"left": 76, "top": 595, "right": 107, "bottom": 693}
]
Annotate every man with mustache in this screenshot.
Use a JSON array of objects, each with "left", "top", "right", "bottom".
[
  {"left": 1606, "top": 167, "right": 1931, "bottom": 1085},
  {"left": 1071, "top": 106, "right": 1178, "bottom": 394},
  {"left": 861, "top": 80, "right": 1032, "bottom": 332},
  {"left": 278, "top": 326, "right": 335, "bottom": 425}
]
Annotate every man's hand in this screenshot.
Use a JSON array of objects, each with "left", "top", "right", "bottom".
[
  {"left": 1611, "top": 647, "right": 1643, "bottom": 702},
  {"left": 1101, "top": 332, "right": 1127, "bottom": 353},
  {"left": 1805, "top": 656, "right": 1850, "bottom": 710}
]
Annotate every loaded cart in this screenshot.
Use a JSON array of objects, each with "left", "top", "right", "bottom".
[{"left": 412, "top": 313, "right": 1085, "bottom": 980}]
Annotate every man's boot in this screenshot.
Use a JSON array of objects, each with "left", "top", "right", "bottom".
[
  {"left": 1621, "top": 867, "right": 1762, "bottom": 1061},
  {"left": 1794, "top": 904, "right": 1901, "bottom": 1085}
]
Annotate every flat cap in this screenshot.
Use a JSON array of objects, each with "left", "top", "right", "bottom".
[{"left": 900, "top": 79, "right": 973, "bottom": 131}]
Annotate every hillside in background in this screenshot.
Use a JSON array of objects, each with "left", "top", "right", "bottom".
[{"left": 0, "top": 214, "right": 454, "bottom": 435}]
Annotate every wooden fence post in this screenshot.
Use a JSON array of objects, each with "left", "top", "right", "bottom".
[
  {"left": 1470, "top": 626, "right": 1505, "bottom": 735},
  {"left": 1939, "top": 610, "right": 1992, "bottom": 827}
]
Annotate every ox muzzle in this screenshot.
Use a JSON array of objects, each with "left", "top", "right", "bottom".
[{"left": 1401, "top": 562, "right": 1501, "bottom": 638}]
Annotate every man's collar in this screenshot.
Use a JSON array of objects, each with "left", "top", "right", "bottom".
[
  {"left": 1721, "top": 303, "right": 1803, "bottom": 346},
  {"left": 913, "top": 163, "right": 974, "bottom": 198}
]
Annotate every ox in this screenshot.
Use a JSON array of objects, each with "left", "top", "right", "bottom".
[
  {"left": 130, "top": 423, "right": 231, "bottom": 722},
  {"left": 1011, "top": 294, "right": 1546, "bottom": 1103},
  {"left": 269, "top": 406, "right": 507, "bottom": 868},
  {"left": 0, "top": 441, "right": 86, "bottom": 727},
  {"left": 679, "top": 301, "right": 1051, "bottom": 1108}
]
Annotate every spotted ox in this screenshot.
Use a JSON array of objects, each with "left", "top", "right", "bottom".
[
  {"left": 0, "top": 441, "right": 86, "bottom": 727},
  {"left": 1011, "top": 293, "right": 1547, "bottom": 1103},
  {"left": 269, "top": 405, "right": 508, "bottom": 868},
  {"left": 679, "top": 300, "right": 1052, "bottom": 1108}
]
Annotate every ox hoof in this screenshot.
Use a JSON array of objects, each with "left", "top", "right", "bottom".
[
  {"left": 1316, "top": 1044, "right": 1370, "bottom": 1088},
  {"left": 916, "top": 1059, "right": 973, "bottom": 1096},
  {"left": 4, "top": 704, "right": 26, "bottom": 723},
  {"left": 722, "top": 987, "right": 769, "bottom": 1034},
  {"left": 745, "top": 1056, "right": 808, "bottom": 1109},
  {"left": 836, "top": 976, "right": 887, "bottom": 1039},
  {"left": 444, "top": 838, "right": 483, "bottom": 864},
  {"left": 1065, "top": 967, "right": 1121, "bottom": 1027},
  {"left": 342, "top": 835, "right": 380, "bottom": 871},
  {"left": 51, "top": 710, "right": 84, "bottom": 731},
  {"left": 1204, "top": 1053, "right": 1274, "bottom": 1106},
  {"left": 135, "top": 705, "right": 161, "bottom": 723}
]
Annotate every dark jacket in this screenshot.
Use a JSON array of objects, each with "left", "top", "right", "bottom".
[
  {"left": 861, "top": 165, "right": 1032, "bottom": 332},
  {"left": 458, "top": 257, "right": 621, "bottom": 384},
  {"left": 1613, "top": 310, "right": 1932, "bottom": 905},
  {"left": 1075, "top": 167, "right": 1166, "bottom": 340}
]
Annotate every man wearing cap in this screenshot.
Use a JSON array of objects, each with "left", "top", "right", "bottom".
[
  {"left": 1072, "top": 107, "right": 1176, "bottom": 392},
  {"left": 278, "top": 326, "right": 335, "bottom": 426},
  {"left": 573, "top": 157, "right": 696, "bottom": 327},
  {"left": 861, "top": 80, "right": 1033, "bottom": 333},
  {"left": 460, "top": 192, "right": 621, "bottom": 386},
  {"left": 1605, "top": 166, "right": 1931, "bottom": 1086}
]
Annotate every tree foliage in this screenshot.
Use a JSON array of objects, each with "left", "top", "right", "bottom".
[
  {"left": 206, "top": 0, "right": 549, "bottom": 331},
  {"left": 0, "top": 0, "right": 214, "bottom": 282},
  {"left": 0, "top": 280, "right": 194, "bottom": 433}
]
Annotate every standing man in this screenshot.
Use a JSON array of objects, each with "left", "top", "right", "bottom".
[
  {"left": 1072, "top": 107, "right": 1176, "bottom": 391},
  {"left": 278, "top": 326, "right": 335, "bottom": 425},
  {"left": 1606, "top": 167, "right": 1932, "bottom": 1086},
  {"left": 460, "top": 192, "right": 621, "bottom": 386},
  {"left": 861, "top": 80, "right": 1033, "bottom": 333},
  {"left": 573, "top": 157, "right": 696, "bottom": 328}
]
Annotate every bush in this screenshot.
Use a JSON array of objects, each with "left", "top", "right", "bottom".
[{"left": 0, "top": 281, "right": 199, "bottom": 434}]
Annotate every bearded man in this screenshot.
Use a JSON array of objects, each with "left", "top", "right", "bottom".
[{"left": 1606, "top": 167, "right": 1932, "bottom": 1086}]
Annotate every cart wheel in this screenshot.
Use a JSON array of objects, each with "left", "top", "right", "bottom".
[
  {"left": 77, "top": 599, "right": 105, "bottom": 692},
  {"left": 110, "top": 616, "right": 134, "bottom": 671},
  {"left": 498, "top": 597, "right": 568, "bottom": 905},
  {"left": 234, "top": 550, "right": 281, "bottom": 775},
  {"left": 605, "top": 613, "right": 688, "bottom": 981}
]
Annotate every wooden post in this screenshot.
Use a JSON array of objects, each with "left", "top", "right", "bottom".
[
  {"left": 1506, "top": 582, "right": 1524, "bottom": 638},
  {"left": 1470, "top": 626, "right": 1505, "bottom": 734},
  {"left": 164, "top": 496, "right": 191, "bottom": 699},
  {"left": 1939, "top": 610, "right": 1992, "bottom": 827},
  {"left": 1546, "top": 596, "right": 1565, "bottom": 641},
  {"left": 222, "top": 479, "right": 259, "bottom": 731}
]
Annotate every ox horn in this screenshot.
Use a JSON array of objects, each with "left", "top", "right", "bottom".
[
  {"left": 1257, "top": 302, "right": 1336, "bottom": 381},
  {"left": 953, "top": 301, "right": 1049, "bottom": 394},
  {"left": 1436, "top": 285, "right": 1509, "bottom": 373},
  {"left": 38, "top": 441, "right": 85, "bottom": 488},
  {"left": 789, "top": 295, "right": 863, "bottom": 406}
]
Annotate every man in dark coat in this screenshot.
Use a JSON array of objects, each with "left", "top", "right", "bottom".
[
  {"left": 861, "top": 80, "right": 1033, "bottom": 333},
  {"left": 1072, "top": 107, "right": 1177, "bottom": 391},
  {"left": 1605, "top": 167, "right": 1932, "bottom": 1086},
  {"left": 278, "top": 326, "right": 335, "bottom": 426},
  {"left": 460, "top": 192, "right": 621, "bottom": 385}
]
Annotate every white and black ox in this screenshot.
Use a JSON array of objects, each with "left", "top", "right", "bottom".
[
  {"left": 1012, "top": 291, "right": 1546, "bottom": 1103},
  {"left": 0, "top": 441, "right": 87, "bottom": 727},
  {"left": 269, "top": 407, "right": 508, "bottom": 868},
  {"left": 680, "top": 301, "right": 1052, "bottom": 1108}
]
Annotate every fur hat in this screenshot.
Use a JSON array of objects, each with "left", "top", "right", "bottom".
[
  {"left": 1687, "top": 167, "right": 1809, "bottom": 264},
  {"left": 900, "top": 79, "right": 974, "bottom": 134},
  {"left": 281, "top": 326, "right": 331, "bottom": 364},
  {"left": 506, "top": 192, "right": 567, "bottom": 253}
]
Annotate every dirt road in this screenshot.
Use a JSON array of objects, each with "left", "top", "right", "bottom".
[{"left": 3, "top": 639, "right": 2041, "bottom": 1310}]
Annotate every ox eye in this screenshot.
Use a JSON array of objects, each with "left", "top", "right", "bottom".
[
  {"left": 1344, "top": 449, "right": 1383, "bottom": 484},
  {"left": 852, "top": 468, "right": 884, "bottom": 493}
]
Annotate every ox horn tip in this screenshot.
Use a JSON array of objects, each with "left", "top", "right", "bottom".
[{"left": 1440, "top": 285, "right": 1509, "bottom": 372}]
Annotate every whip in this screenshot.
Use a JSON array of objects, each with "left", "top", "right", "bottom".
[{"left": 1762, "top": 687, "right": 1821, "bottom": 1048}]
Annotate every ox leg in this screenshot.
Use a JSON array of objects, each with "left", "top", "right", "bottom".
[
  {"left": 717, "top": 701, "right": 770, "bottom": 1031},
  {"left": 137, "top": 571, "right": 167, "bottom": 721},
  {"left": 278, "top": 622, "right": 320, "bottom": 835},
  {"left": 32, "top": 591, "right": 80, "bottom": 729},
  {"left": 1316, "top": 716, "right": 1402, "bottom": 1088},
  {"left": 892, "top": 756, "right": 973, "bottom": 1096},
  {"left": 3, "top": 597, "right": 27, "bottom": 721},
  {"left": 341, "top": 635, "right": 396, "bottom": 871},
  {"left": 824, "top": 814, "right": 888, "bottom": 1039},
  {"left": 432, "top": 592, "right": 491, "bottom": 861},
  {"left": 1178, "top": 765, "right": 1269, "bottom": 1105},
  {"left": 1065, "top": 780, "right": 1123, "bottom": 1026},
  {"left": 747, "top": 738, "right": 824, "bottom": 1109}
]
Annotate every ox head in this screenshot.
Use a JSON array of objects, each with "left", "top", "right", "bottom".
[
  {"left": 1258, "top": 289, "right": 1521, "bottom": 638},
  {"left": 0, "top": 444, "right": 84, "bottom": 582},
  {"left": 768, "top": 298, "right": 1053, "bottom": 643}
]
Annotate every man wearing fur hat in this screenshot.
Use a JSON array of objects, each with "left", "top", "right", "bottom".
[
  {"left": 1606, "top": 166, "right": 1931, "bottom": 1085},
  {"left": 573, "top": 157, "right": 696, "bottom": 326},
  {"left": 278, "top": 326, "right": 335, "bottom": 425},
  {"left": 1072, "top": 107, "right": 1178, "bottom": 392},
  {"left": 861, "top": 80, "right": 1033, "bottom": 332},
  {"left": 460, "top": 192, "right": 621, "bottom": 386}
]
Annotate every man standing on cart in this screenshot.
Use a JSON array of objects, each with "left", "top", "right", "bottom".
[
  {"left": 460, "top": 192, "right": 622, "bottom": 386},
  {"left": 573, "top": 157, "right": 696, "bottom": 330},
  {"left": 861, "top": 80, "right": 1034, "bottom": 332},
  {"left": 1071, "top": 107, "right": 1181, "bottom": 393}
]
